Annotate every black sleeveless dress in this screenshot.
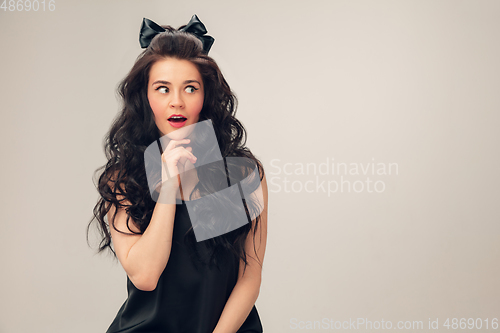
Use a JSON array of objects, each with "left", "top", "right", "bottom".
[{"left": 105, "top": 199, "right": 263, "bottom": 333}]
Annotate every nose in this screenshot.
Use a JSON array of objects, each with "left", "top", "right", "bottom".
[{"left": 169, "top": 90, "right": 184, "bottom": 108}]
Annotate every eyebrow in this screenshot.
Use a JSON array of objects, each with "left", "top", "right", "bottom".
[{"left": 151, "top": 80, "right": 201, "bottom": 86}]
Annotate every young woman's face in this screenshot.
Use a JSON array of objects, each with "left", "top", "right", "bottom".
[{"left": 147, "top": 57, "right": 204, "bottom": 136}]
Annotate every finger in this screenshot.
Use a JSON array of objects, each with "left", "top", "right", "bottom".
[
  {"left": 183, "top": 147, "right": 197, "bottom": 163},
  {"left": 161, "top": 146, "right": 191, "bottom": 163},
  {"left": 168, "top": 146, "right": 197, "bottom": 160},
  {"left": 163, "top": 138, "right": 191, "bottom": 153},
  {"left": 164, "top": 146, "right": 194, "bottom": 159},
  {"left": 163, "top": 148, "right": 197, "bottom": 167}
]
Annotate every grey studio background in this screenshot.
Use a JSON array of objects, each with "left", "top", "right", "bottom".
[{"left": 1, "top": 0, "right": 499, "bottom": 332}]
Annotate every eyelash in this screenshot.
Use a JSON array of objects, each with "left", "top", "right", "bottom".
[{"left": 156, "top": 86, "right": 199, "bottom": 94}]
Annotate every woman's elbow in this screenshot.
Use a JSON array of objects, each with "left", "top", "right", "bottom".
[{"left": 131, "top": 273, "right": 159, "bottom": 292}]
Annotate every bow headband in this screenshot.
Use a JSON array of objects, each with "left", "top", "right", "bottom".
[{"left": 139, "top": 14, "right": 215, "bottom": 54}]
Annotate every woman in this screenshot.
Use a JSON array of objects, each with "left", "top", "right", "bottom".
[{"left": 88, "top": 15, "right": 268, "bottom": 333}]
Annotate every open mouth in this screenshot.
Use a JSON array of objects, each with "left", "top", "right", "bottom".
[
  {"left": 168, "top": 115, "right": 188, "bottom": 128},
  {"left": 168, "top": 116, "right": 187, "bottom": 122}
]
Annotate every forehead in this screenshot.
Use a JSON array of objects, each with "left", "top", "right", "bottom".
[{"left": 148, "top": 58, "right": 202, "bottom": 82}]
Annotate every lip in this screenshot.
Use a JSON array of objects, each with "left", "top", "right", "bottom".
[
  {"left": 168, "top": 114, "right": 186, "bottom": 119},
  {"left": 167, "top": 114, "right": 188, "bottom": 128}
]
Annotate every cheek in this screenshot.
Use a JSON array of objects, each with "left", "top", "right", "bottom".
[
  {"left": 192, "top": 97, "right": 204, "bottom": 116},
  {"left": 148, "top": 94, "right": 164, "bottom": 118}
]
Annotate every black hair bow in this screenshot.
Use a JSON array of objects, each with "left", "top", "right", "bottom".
[{"left": 139, "top": 14, "right": 215, "bottom": 54}]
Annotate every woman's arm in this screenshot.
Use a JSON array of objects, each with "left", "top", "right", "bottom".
[
  {"left": 213, "top": 173, "right": 268, "bottom": 333},
  {"left": 107, "top": 180, "right": 179, "bottom": 292},
  {"left": 109, "top": 140, "right": 196, "bottom": 291}
]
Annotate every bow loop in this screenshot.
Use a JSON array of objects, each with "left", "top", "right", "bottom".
[
  {"left": 179, "top": 14, "right": 215, "bottom": 53},
  {"left": 179, "top": 14, "right": 208, "bottom": 35},
  {"left": 139, "top": 18, "right": 166, "bottom": 49},
  {"left": 139, "top": 15, "right": 214, "bottom": 53}
]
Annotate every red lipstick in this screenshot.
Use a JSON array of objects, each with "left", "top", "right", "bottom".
[{"left": 168, "top": 114, "right": 188, "bottom": 128}]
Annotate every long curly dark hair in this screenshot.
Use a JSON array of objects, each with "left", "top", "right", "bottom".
[{"left": 87, "top": 23, "right": 264, "bottom": 275}]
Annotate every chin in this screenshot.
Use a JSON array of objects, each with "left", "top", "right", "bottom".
[{"left": 164, "top": 122, "right": 196, "bottom": 141}]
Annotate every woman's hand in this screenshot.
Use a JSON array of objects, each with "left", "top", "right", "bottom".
[{"left": 160, "top": 138, "right": 197, "bottom": 190}]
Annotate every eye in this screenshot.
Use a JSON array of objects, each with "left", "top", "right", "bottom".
[
  {"left": 156, "top": 86, "right": 168, "bottom": 94},
  {"left": 185, "top": 86, "right": 199, "bottom": 93}
]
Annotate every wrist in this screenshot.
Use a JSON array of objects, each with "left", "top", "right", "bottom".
[{"left": 157, "top": 180, "right": 179, "bottom": 204}]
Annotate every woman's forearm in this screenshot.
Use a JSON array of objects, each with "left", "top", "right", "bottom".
[
  {"left": 212, "top": 278, "right": 261, "bottom": 333},
  {"left": 124, "top": 186, "right": 178, "bottom": 291}
]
